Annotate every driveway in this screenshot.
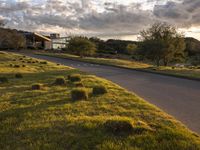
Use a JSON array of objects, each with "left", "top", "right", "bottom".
[{"left": 23, "top": 53, "right": 200, "bottom": 134}]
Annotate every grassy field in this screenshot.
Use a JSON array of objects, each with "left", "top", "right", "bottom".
[
  {"left": 1, "top": 51, "right": 200, "bottom": 150},
  {"left": 36, "top": 52, "right": 200, "bottom": 79}
]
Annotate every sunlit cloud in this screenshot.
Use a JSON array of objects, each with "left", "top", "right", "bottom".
[{"left": 0, "top": 0, "right": 200, "bottom": 40}]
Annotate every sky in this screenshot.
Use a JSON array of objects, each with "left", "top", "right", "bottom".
[{"left": 0, "top": 0, "right": 200, "bottom": 40}]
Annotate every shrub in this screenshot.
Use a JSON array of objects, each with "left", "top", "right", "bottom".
[
  {"left": 31, "top": 83, "right": 43, "bottom": 90},
  {"left": 9, "top": 64, "right": 13, "bottom": 67},
  {"left": 74, "top": 82, "right": 84, "bottom": 87},
  {"left": 104, "top": 119, "right": 133, "bottom": 135},
  {"left": 54, "top": 77, "right": 66, "bottom": 85},
  {"left": 14, "top": 65, "right": 20, "bottom": 68},
  {"left": 22, "top": 65, "right": 26, "bottom": 67},
  {"left": 19, "top": 58, "right": 23, "bottom": 60},
  {"left": 40, "top": 61, "right": 48, "bottom": 64},
  {"left": 71, "top": 88, "right": 88, "bottom": 101},
  {"left": 15, "top": 73, "right": 23, "bottom": 78},
  {"left": 69, "top": 74, "right": 81, "bottom": 82},
  {"left": 92, "top": 85, "right": 107, "bottom": 95},
  {"left": 0, "top": 77, "right": 8, "bottom": 83}
]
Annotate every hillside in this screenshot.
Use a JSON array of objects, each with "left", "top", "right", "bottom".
[
  {"left": 0, "top": 51, "right": 200, "bottom": 150},
  {"left": 185, "top": 37, "right": 200, "bottom": 55}
]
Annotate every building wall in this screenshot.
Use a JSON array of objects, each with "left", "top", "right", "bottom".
[{"left": 44, "top": 41, "right": 52, "bottom": 50}]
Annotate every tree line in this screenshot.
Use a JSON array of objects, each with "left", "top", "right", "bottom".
[
  {"left": 0, "top": 20, "right": 26, "bottom": 50},
  {"left": 66, "top": 22, "right": 200, "bottom": 66}
]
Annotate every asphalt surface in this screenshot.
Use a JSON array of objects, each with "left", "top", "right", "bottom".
[{"left": 25, "top": 54, "right": 200, "bottom": 134}]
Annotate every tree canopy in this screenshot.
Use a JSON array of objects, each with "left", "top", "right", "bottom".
[
  {"left": 68, "top": 37, "right": 96, "bottom": 57},
  {"left": 138, "top": 22, "right": 186, "bottom": 66}
]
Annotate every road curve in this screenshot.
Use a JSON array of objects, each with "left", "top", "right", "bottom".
[{"left": 24, "top": 53, "right": 200, "bottom": 134}]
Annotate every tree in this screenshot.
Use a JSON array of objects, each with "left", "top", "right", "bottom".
[
  {"left": 126, "top": 43, "right": 137, "bottom": 55},
  {"left": 68, "top": 37, "right": 96, "bottom": 57},
  {"left": 0, "top": 28, "right": 26, "bottom": 50},
  {"left": 138, "top": 22, "right": 186, "bottom": 66}
]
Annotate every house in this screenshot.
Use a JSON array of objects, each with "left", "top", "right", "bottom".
[
  {"left": 20, "top": 31, "right": 52, "bottom": 50},
  {"left": 50, "top": 33, "right": 70, "bottom": 50}
]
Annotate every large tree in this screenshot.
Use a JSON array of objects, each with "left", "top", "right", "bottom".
[
  {"left": 0, "top": 28, "right": 26, "bottom": 50},
  {"left": 68, "top": 37, "right": 96, "bottom": 57},
  {"left": 138, "top": 22, "right": 186, "bottom": 66}
]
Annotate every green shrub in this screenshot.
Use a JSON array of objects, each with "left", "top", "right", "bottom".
[
  {"left": 0, "top": 77, "right": 8, "bottom": 83},
  {"left": 22, "top": 65, "right": 26, "bottom": 67},
  {"left": 31, "top": 83, "right": 43, "bottom": 90},
  {"left": 14, "top": 65, "right": 20, "bottom": 68},
  {"left": 74, "top": 82, "right": 84, "bottom": 87},
  {"left": 54, "top": 77, "right": 66, "bottom": 85},
  {"left": 92, "top": 85, "right": 107, "bottom": 95},
  {"left": 71, "top": 88, "right": 88, "bottom": 101},
  {"left": 9, "top": 64, "right": 13, "bottom": 67},
  {"left": 104, "top": 119, "right": 133, "bottom": 135},
  {"left": 15, "top": 73, "right": 23, "bottom": 78},
  {"left": 40, "top": 61, "right": 48, "bottom": 64},
  {"left": 69, "top": 74, "right": 81, "bottom": 82},
  {"left": 19, "top": 58, "right": 23, "bottom": 60}
]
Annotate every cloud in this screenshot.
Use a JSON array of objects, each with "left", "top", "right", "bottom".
[
  {"left": 0, "top": 0, "right": 200, "bottom": 39},
  {"left": 153, "top": 0, "right": 200, "bottom": 27}
]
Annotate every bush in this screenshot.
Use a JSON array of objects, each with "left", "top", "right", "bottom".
[
  {"left": 74, "top": 82, "right": 84, "bottom": 87},
  {"left": 54, "top": 77, "right": 66, "bottom": 85},
  {"left": 15, "top": 73, "right": 23, "bottom": 78},
  {"left": 22, "top": 65, "right": 26, "bottom": 67},
  {"left": 71, "top": 88, "right": 88, "bottom": 101},
  {"left": 14, "top": 65, "right": 20, "bottom": 68},
  {"left": 68, "top": 74, "right": 81, "bottom": 82},
  {"left": 31, "top": 83, "right": 43, "bottom": 90},
  {"left": 40, "top": 61, "right": 48, "bottom": 64},
  {"left": 92, "top": 85, "right": 107, "bottom": 95},
  {"left": 9, "top": 64, "right": 13, "bottom": 67},
  {"left": 0, "top": 77, "right": 8, "bottom": 83},
  {"left": 104, "top": 119, "right": 133, "bottom": 135}
]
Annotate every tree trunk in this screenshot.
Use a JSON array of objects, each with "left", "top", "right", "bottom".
[
  {"left": 163, "top": 58, "right": 168, "bottom": 66},
  {"left": 155, "top": 57, "right": 160, "bottom": 67}
]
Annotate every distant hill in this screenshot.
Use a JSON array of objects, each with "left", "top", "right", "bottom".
[{"left": 185, "top": 37, "right": 200, "bottom": 55}]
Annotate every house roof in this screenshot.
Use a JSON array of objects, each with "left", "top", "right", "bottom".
[{"left": 33, "top": 32, "right": 51, "bottom": 41}]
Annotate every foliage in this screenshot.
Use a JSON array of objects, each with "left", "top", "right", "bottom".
[
  {"left": 68, "top": 74, "right": 81, "bottom": 82},
  {"left": 0, "top": 28, "right": 26, "bottom": 50},
  {"left": 126, "top": 43, "right": 138, "bottom": 55},
  {"left": 31, "top": 83, "right": 43, "bottom": 90},
  {"left": 71, "top": 88, "right": 88, "bottom": 100},
  {"left": 68, "top": 37, "right": 96, "bottom": 57},
  {"left": 138, "top": 22, "right": 186, "bottom": 66},
  {"left": 15, "top": 73, "right": 23, "bottom": 78},
  {"left": 92, "top": 85, "right": 107, "bottom": 95},
  {"left": 0, "top": 77, "right": 8, "bottom": 83},
  {"left": 54, "top": 77, "right": 66, "bottom": 85}
]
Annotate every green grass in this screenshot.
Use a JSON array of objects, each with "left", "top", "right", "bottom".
[
  {"left": 0, "top": 51, "right": 200, "bottom": 150},
  {"left": 36, "top": 52, "right": 200, "bottom": 79}
]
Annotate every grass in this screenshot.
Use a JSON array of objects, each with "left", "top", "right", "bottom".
[
  {"left": 36, "top": 52, "right": 200, "bottom": 79},
  {"left": 0, "top": 51, "right": 200, "bottom": 150}
]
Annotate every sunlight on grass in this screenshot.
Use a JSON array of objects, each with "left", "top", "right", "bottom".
[{"left": 0, "top": 51, "right": 200, "bottom": 150}]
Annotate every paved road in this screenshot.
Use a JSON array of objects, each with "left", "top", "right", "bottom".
[{"left": 25, "top": 54, "right": 200, "bottom": 134}]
